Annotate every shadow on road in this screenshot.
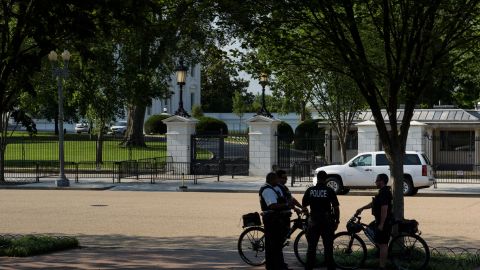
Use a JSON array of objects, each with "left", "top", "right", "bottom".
[{"left": 1, "top": 234, "right": 305, "bottom": 269}]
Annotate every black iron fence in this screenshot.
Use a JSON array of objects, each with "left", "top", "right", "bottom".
[
  {"left": 191, "top": 134, "right": 249, "bottom": 176},
  {"left": 290, "top": 161, "right": 326, "bottom": 186},
  {"left": 426, "top": 135, "right": 480, "bottom": 183},
  {"left": 277, "top": 134, "right": 326, "bottom": 171}
]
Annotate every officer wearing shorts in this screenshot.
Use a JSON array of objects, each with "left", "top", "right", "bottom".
[
  {"left": 356, "top": 173, "right": 393, "bottom": 270},
  {"left": 259, "top": 172, "right": 291, "bottom": 270},
  {"left": 302, "top": 170, "right": 340, "bottom": 270}
]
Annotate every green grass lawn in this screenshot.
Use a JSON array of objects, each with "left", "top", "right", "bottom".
[{"left": 4, "top": 133, "right": 166, "bottom": 162}]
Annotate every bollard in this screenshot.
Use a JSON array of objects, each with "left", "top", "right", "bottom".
[{"left": 178, "top": 172, "right": 187, "bottom": 191}]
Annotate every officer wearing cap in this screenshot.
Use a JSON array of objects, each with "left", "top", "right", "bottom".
[
  {"left": 259, "top": 172, "right": 291, "bottom": 270},
  {"left": 302, "top": 170, "right": 340, "bottom": 270}
]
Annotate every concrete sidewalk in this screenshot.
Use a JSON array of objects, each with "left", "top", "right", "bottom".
[{"left": 2, "top": 175, "right": 480, "bottom": 197}]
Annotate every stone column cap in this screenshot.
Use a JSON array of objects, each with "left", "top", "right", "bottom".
[
  {"left": 245, "top": 115, "right": 281, "bottom": 124},
  {"left": 410, "top": 120, "right": 427, "bottom": 126},
  {"left": 355, "top": 120, "right": 376, "bottom": 126},
  {"left": 162, "top": 115, "right": 199, "bottom": 124}
]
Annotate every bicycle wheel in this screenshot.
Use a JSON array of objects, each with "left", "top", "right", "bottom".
[
  {"left": 389, "top": 233, "right": 430, "bottom": 270},
  {"left": 332, "top": 231, "right": 367, "bottom": 270},
  {"left": 237, "top": 226, "right": 265, "bottom": 266},
  {"left": 293, "top": 230, "right": 324, "bottom": 266}
]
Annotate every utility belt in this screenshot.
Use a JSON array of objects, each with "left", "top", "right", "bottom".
[{"left": 261, "top": 210, "right": 292, "bottom": 218}]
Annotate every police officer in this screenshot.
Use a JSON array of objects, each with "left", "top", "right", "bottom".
[
  {"left": 356, "top": 173, "right": 393, "bottom": 270},
  {"left": 276, "top": 169, "right": 303, "bottom": 270},
  {"left": 302, "top": 170, "right": 340, "bottom": 270},
  {"left": 259, "top": 172, "right": 291, "bottom": 270}
]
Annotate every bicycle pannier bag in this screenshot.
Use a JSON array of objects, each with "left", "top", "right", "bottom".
[
  {"left": 242, "top": 212, "right": 261, "bottom": 227},
  {"left": 398, "top": 219, "right": 419, "bottom": 234}
]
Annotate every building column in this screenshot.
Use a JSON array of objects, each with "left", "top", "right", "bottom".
[
  {"left": 245, "top": 115, "right": 281, "bottom": 176},
  {"left": 406, "top": 121, "right": 427, "bottom": 152},
  {"left": 162, "top": 115, "right": 198, "bottom": 163},
  {"left": 356, "top": 120, "right": 378, "bottom": 153}
]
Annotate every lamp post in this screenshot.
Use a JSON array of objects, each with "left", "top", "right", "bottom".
[
  {"left": 174, "top": 59, "right": 190, "bottom": 117},
  {"left": 256, "top": 72, "right": 273, "bottom": 118},
  {"left": 48, "top": 50, "right": 71, "bottom": 187}
]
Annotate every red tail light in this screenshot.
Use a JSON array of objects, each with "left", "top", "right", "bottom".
[{"left": 422, "top": 165, "right": 427, "bottom": 176}]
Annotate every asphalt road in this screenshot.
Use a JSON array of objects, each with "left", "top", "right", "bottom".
[{"left": 0, "top": 190, "right": 479, "bottom": 269}]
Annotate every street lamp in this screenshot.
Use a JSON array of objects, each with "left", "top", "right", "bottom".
[
  {"left": 256, "top": 72, "right": 273, "bottom": 118},
  {"left": 48, "top": 50, "right": 71, "bottom": 187},
  {"left": 174, "top": 59, "right": 190, "bottom": 117}
]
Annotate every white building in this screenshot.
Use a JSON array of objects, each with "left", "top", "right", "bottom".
[{"left": 145, "top": 63, "right": 201, "bottom": 118}]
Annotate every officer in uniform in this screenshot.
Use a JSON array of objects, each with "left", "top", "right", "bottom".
[
  {"left": 302, "top": 170, "right": 340, "bottom": 270},
  {"left": 356, "top": 173, "right": 393, "bottom": 270},
  {"left": 259, "top": 172, "right": 291, "bottom": 270}
]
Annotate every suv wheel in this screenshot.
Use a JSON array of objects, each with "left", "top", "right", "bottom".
[
  {"left": 326, "top": 177, "right": 343, "bottom": 194},
  {"left": 403, "top": 178, "right": 414, "bottom": 196}
]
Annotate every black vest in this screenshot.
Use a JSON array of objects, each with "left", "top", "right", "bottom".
[{"left": 259, "top": 184, "right": 287, "bottom": 211}]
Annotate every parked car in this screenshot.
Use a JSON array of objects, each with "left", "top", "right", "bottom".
[
  {"left": 313, "top": 151, "right": 435, "bottom": 196},
  {"left": 74, "top": 123, "right": 90, "bottom": 134},
  {"left": 109, "top": 121, "right": 127, "bottom": 135}
]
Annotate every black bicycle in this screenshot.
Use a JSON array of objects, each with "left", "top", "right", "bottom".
[
  {"left": 332, "top": 213, "right": 430, "bottom": 270},
  {"left": 238, "top": 211, "right": 322, "bottom": 266}
]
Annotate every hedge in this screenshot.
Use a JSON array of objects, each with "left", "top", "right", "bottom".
[
  {"left": 196, "top": 116, "right": 228, "bottom": 135},
  {"left": 144, "top": 114, "right": 171, "bottom": 134}
]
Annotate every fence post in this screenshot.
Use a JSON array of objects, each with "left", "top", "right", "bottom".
[
  {"left": 291, "top": 162, "right": 295, "bottom": 187},
  {"left": 136, "top": 161, "right": 139, "bottom": 180},
  {"left": 75, "top": 163, "right": 79, "bottom": 183},
  {"left": 35, "top": 162, "right": 40, "bottom": 182},
  {"left": 151, "top": 160, "right": 155, "bottom": 184}
]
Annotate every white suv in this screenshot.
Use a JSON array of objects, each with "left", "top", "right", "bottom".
[{"left": 313, "top": 151, "right": 435, "bottom": 196}]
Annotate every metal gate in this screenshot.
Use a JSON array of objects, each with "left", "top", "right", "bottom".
[
  {"left": 191, "top": 134, "right": 249, "bottom": 176},
  {"left": 277, "top": 134, "right": 326, "bottom": 171}
]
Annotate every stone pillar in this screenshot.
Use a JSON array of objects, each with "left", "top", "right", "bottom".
[
  {"left": 162, "top": 115, "right": 198, "bottom": 163},
  {"left": 406, "top": 121, "right": 427, "bottom": 152},
  {"left": 356, "top": 120, "right": 378, "bottom": 153},
  {"left": 245, "top": 115, "right": 281, "bottom": 176}
]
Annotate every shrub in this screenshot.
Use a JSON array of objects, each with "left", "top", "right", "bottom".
[
  {"left": 0, "top": 235, "right": 79, "bottom": 257},
  {"left": 277, "top": 121, "right": 294, "bottom": 144},
  {"left": 144, "top": 114, "right": 171, "bottom": 135},
  {"left": 191, "top": 105, "right": 204, "bottom": 118},
  {"left": 294, "top": 119, "right": 324, "bottom": 153},
  {"left": 196, "top": 116, "right": 228, "bottom": 135}
]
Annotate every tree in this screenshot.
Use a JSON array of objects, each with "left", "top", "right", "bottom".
[
  {"left": 310, "top": 71, "right": 366, "bottom": 163},
  {"left": 201, "top": 46, "right": 250, "bottom": 112},
  {"left": 115, "top": 1, "right": 222, "bottom": 146},
  {"left": 218, "top": 0, "right": 480, "bottom": 220},
  {"left": 0, "top": 1, "right": 131, "bottom": 182},
  {"left": 232, "top": 91, "right": 252, "bottom": 130}
]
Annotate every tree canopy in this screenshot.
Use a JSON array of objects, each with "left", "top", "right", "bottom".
[{"left": 217, "top": 0, "right": 480, "bottom": 219}]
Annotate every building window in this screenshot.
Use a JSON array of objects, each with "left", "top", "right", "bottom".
[
  {"left": 146, "top": 106, "right": 151, "bottom": 115},
  {"left": 440, "top": 131, "right": 474, "bottom": 151},
  {"left": 191, "top": 93, "right": 195, "bottom": 108},
  {"left": 191, "top": 65, "right": 195, "bottom": 77}
]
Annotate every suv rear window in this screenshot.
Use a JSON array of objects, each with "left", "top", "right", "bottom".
[
  {"left": 375, "top": 154, "right": 421, "bottom": 166},
  {"left": 404, "top": 154, "right": 421, "bottom": 165}
]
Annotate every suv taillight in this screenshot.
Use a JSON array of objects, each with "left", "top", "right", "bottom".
[{"left": 422, "top": 165, "right": 427, "bottom": 176}]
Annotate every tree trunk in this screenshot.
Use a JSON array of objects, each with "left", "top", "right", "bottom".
[
  {"left": 0, "top": 144, "right": 5, "bottom": 183},
  {"left": 54, "top": 116, "right": 59, "bottom": 135},
  {"left": 123, "top": 104, "right": 146, "bottom": 147},
  {"left": 300, "top": 101, "right": 306, "bottom": 121},
  {"left": 96, "top": 131, "right": 104, "bottom": 165},
  {"left": 388, "top": 147, "right": 405, "bottom": 221},
  {"left": 338, "top": 140, "right": 348, "bottom": 164},
  {"left": 0, "top": 112, "right": 7, "bottom": 182}
]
